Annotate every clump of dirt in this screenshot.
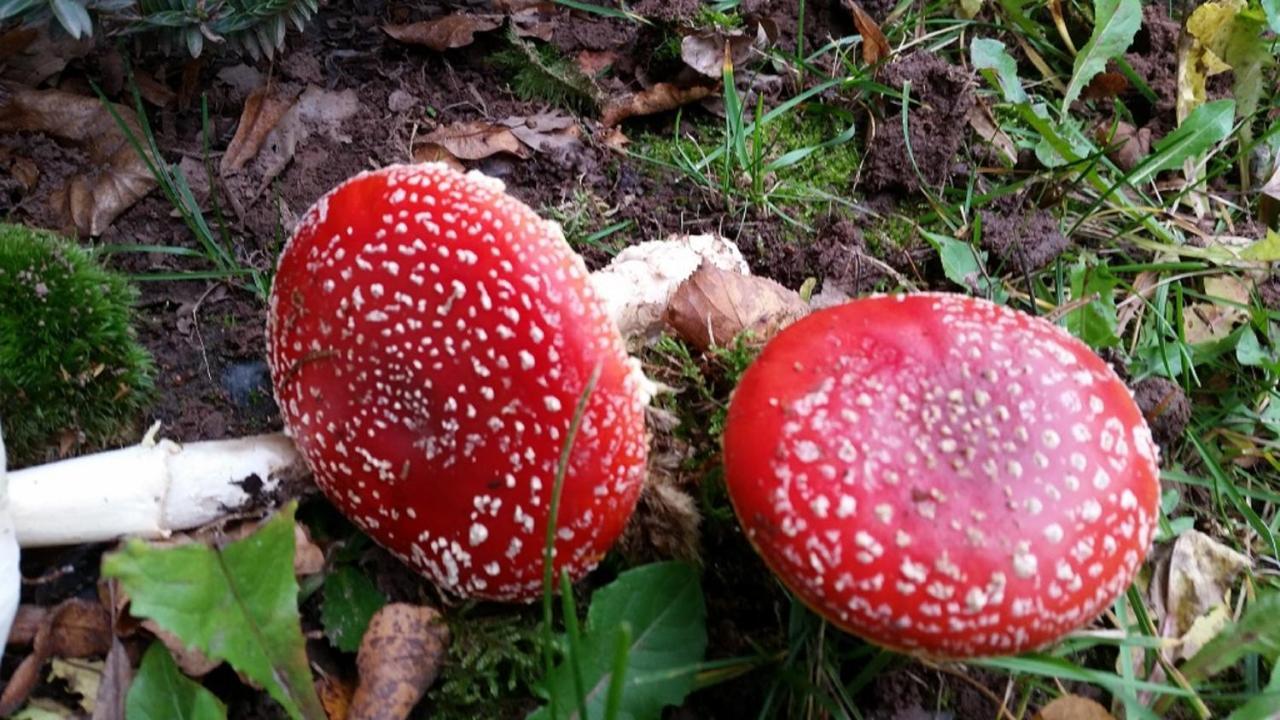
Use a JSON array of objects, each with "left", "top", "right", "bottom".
[
  {"left": 1123, "top": 4, "right": 1182, "bottom": 134},
  {"left": 761, "top": 218, "right": 891, "bottom": 294},
  {"left": 1258, "top": 273, "right": 1280, "bottom": 310},
  {"left": 634, "top": 0, "right": 702, "bottom": 22},
  {"left": 1132, "top": 376, "right": 1192, "bottom": 448},
  {"left": 979, "top": 199, "right": 1070, "bottom": 272},
  {"left": 740, "top": 0, "right": 851, "bottom": 58},
  {"left": 861, "top": 51, "right": 975, "bottom": 194}
]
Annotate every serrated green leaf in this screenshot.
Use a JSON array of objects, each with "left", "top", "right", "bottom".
[
  {"left": 1129, "top": 99, "right": 1235, "bottom": 186},
  {"left": 320, "top": 565, "right": 387, "bottom": 653},
  {"left": 530, "top": 562, "right": 707, "bottom": 720},
  {"left": 126, "top": 643, "right": 227, "bottom": 720},
  {"left": 1062, "top": 0, "right": 1142, "bottom": 109},
  {"left": 101, "top": 503, "right": 325, "bottom": 720},
  {"left": 970, "top": 37, "right": 1027, "bottom": 103},
  {"left": 1064, "top": 257, "right": 1121, "bottom": 348}
]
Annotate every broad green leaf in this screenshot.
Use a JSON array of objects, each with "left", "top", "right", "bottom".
[
  {"left": 1062, "top": 0, "right": 1141, "bottom": 109},
  {"left": 320, "top": 565, "right": 387, "bottom": 653},
  {"left": 102, "top": 503, "right": 325, "bottom": 720},
  {"left": 1235, "top": 327, "right": 1269, "bottom": 367},
  {"left": 1241, "top": 229, "right": 1280, "bottom": 261},
  {"left": 1265, "top": 0, "right": 1280, "bottom": 33},
  {"left": 1128, "top": 99, "right": 1235, "bottom": 186},
  {"left": 126, "top": 643, "right": 227, "bottom": 720},
  {"left": 49, "top": 0, "right": 92, "bottom": 39},
  {"left": 1064, "top": 257, "right": 1121, "bottom": 348},
  {"left": 530, "top": 562, "right": 707, "bottom": 720},
  {"left": 970, "top": 37, "right": 1027, "bottom": 103}
]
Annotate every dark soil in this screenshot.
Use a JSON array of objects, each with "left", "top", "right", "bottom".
[
  {"left": 861, "top": 51, "right": 975, "bottom": 194},
  {"left": 979, "top": 197, "right": 1070, "bottom": 273},
  {"left": 1132, "top": 376, "right": 1193, "bottom": 448}
]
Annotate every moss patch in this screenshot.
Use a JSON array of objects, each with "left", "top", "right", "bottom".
[{"left": 0, "top": 223, "right": 155, "bottom": 466}]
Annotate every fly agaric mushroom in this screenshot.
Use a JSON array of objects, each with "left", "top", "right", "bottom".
[
  {"left": 266, "top": 162, "right": 649, "bottom": 601},
  {"left": 722, "top": 293, "right": 1161, "bottom": 659}
]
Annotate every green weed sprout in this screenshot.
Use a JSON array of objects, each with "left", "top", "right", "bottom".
[{"left": 0, "top": 223, "right": 155, "bottom": 466}]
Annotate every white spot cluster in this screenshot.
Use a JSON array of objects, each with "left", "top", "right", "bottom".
[
  {"left": 723, "top": 292, "right": 1161, "bottom": 659},
  {"left": 267, "top": 163, "right": 649, "bottom": 601}
]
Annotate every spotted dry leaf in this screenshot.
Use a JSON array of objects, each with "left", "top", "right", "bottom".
[
  {"left": 665, "top": 262, "right": 808, "bottom": 352},
  {"left": 221, "top": 83, "right": 301, "bottom": 174},
  {"left": 348, "top": 604, "right": 450, "bottom": 720},
  {"left": 383, "top": 14, "right": 504, "bottom": 51},
  {"left": 0, "top": 88, "right": 157, "bottom": 237},
  {"left": 602, "top": 83, "right": 714, "bottom": 127}
]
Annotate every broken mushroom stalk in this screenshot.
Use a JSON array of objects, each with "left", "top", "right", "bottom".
[
  {"left": 721, "top": 293, "right": 1162, "bottom": 660},
  {"left": 0, "top": 163, "right": 750, "bottom": 593}
]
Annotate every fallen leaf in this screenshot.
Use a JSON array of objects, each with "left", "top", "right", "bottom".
[
  {"left": 1094, "top": 120, "right": 1151, "bottom": 171},
  {"left": 295, "top": 524, "right": 326, "bottom": 576},
  {"left": 348, "top": 604, "right": 450, "bottom": 720},
  {"left": 680, "top": 23, "right": 769, "bottom": 78},
  {"left": 49, "top": 658, "right": 103, "bottom": 714},
  {"left": 0, "top": 24, "right": 93, "bottom": 86},
  {"left": 91, "top": 638, "right": 132, "bottom": 720},
  {"left": 412, "top": 144, "right": 466, "bottom": 171},
  {"left": 1182, "top": 301, "right": 1246, "bottom": 344},
  {"left": 499, "top": 112, "right": 582, "bottom": 154},
  {"left": 419, "top": 121, "right": 530, "bottom": 160},
  {"left": 968, "top": 102, "right": 1017, "bottom": 165},
  {"left": 1034, "top": 695, "right": 1116, "bottom": 720},
  {"left": 599, "top": 126, "right": 629, "bottom": 150},
  {"left": 510, "top": 3, "right": 557, "bottom": 40},
  {"left": 215, "top": 63, "right": 264, "bottom": 99},
  {"left": 1162, "top": 529, "right": 1250, "bottom": 642},
  {"left": 220, "top": 83, "right": 301, "bottom": 174},
  {"left": 0, "top": 598, "right": 113, "bottom": 715},
  {"left": 8, "top": 605, "right": 48, "bottom": 646},
  {"left": 383, "top": 14, "right": 504, "bottom": 51},
  {"left": 665, "top": 262, "right": 808, "bottom": 352},
  {"left": 316, "top": 668, "right": 355, "bottom": 720},
  {"left": 0, "top": 88, "right": 158, "bottom": 237},
  {"left": 576, "top": 49, "right": 618, "bottom": 77},
  {"left": 602, "top": 83, "right": 714, "bottom": 127},
  {"left": 842, "top": 0, "right": 891, "bottom": 65},
  {"left": 1082, "top": 70, "right": 1129, "bottom": 100}
]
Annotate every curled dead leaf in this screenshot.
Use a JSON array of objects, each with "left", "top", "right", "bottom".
[
  {"left": 1034, "top": 695, "right": 1116, "bottom": 720},
  {"left": 680, "top": 22, "right": 769, "bottom": 78},
  {"left": 419, "top": 121, "right": 530, "bottom": 161},
  {"left": 499, "top": 112, "right": 582, "bottom": 154},
  {"left": 841, "top": 0, "right": 891, "bottom": 65},
  {"left": 665, "top": 262, "right": 808, "bottom": 352},
  {"left": 1156, "top": 529, "right": 1250, "bottom": 661},
  {"left": 348, "top": 604, "right": 450, "bottom": 720},
  {"left": 383, "top": 14, "right": 504, "bottom": 51},
  {"left": 0, "top": 88, "right": 158, "bottom": 237},
  {"left": 412, "top": 144, "right": 466, "bottom": 171},
  {"left": 602, "top": 83, "right": 714, "bottom": 127},
  {"left": 221, "top": 83, "right": 301, "bottom": 175},
  {"left": 0, "top": 598, "right": 113, "bottom": 715}
]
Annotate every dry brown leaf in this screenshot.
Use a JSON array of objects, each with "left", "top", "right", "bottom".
[
  {"left": 348, "top": 604, "right": 450, "bottom": 720},
  {"left": 499, "top": 112, "right": 582, "bottom": 154},
  {"left": 680, "top": 23, "right": 769, "bottom": 78},
  {"left": 0, "top": 88, "right": 158, "bottom": 237},
  {"left": 599, "top": 126, "right": 630, "bottom": 150},
  {"left": 1034, "top": 695, "right": 1116, "bottom": 720},
  {"left": 510, "top": 3, "right": 557, "bottom": 40},
  {"left": 0, "top": 598, "right": 113, "bottom": 715},
  {"left": 602, "top": 83, "right": 714, "bottom": 127},
  {"left": 1182, "top": 301, "right": 1245, "bottom": 344},
  {"left": 665, "top": 263, "right": 808, "bottom": 352},
  {"left": 842, "top": 0, "right": 890, "bottom": 65},
  {"left": 1094, "top": 120, "right": 1151, "bottom": 172},
  {"left": 383, "top": 14, "right": 504, "bottom": 51},
  {"left": 316, "top": 668, "right": 356, "bottom": 720},
  {"left": 967, "top": 102, "right": 1016, "bottom": 165},
  {"left": 7, "top": 605, "right": 48, "bottom": 646},
  {"left": 221, "top": 83, "right": 301, "bottom": 175},
  {"left": 295, "top": 523, "right": 325, "bottom": 576},
  {"left": 412, "top": 144, "right": 466, "bottom": 171},
  {"left": 1082, "top": 71, "right": 1129, "bottom": 100},
  {"left": 420, "top": 121, "right": 530, "bottom": 160},
  {"left": 0, "top": 24, "right": 93, "bottom": 86},
  {"left": 576, "top": 49, "right": 618, "bottom": 77},
  {"left": 1162, "top": 530, "right": 1249, "bottom": 646},
  {"left": 91, "top": 638, "right": 132, "bottom": 720}
]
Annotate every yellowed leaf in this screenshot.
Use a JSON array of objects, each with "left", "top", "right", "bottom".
[
  {"left": 383, "top": 14, "right": 504, "bottom": 51},
  {"left": 1183, "top": 301, "right": 1247, "bottom": 344},
  {"left": 1035, "top": 695, "right": 1116, "bottom": 720},
  {"left": 1177, "top": 0, "right": 1244, "bottom": 123},
  {"left": 1176, "top": 603, "right": 1232, "bottom": 661},
  {"left": 1204, "top": 274, "right": 1252, "bottom": 305},
  {"left": 348, "top": 604, "right": 450, "bottom": 720},
  {"left": 220, "top": 83, "right": 300, "bottom": 174},
  {"left": 1164, "top": 529, "right": 1250, "bottom": 639},
  {"left": 665, "top": 263, "right": 808, "bottom": 352},
  {"left": 602, "top": 83, "right": 714, "bottom": 127},
  {"left": 0, "top": 88, "right": 157, "bottom": 237}
]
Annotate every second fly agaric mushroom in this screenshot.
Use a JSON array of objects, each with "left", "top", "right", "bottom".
[
  {"left": 722, "top": 293, "right": 1161, "bottom": 659},
  {"left": 267, "top": 163, "right": 649, "bottom": 602}
]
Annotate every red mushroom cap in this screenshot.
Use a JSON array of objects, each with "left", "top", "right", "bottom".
[
  {"left": 722, "top": 293, "right": 1161, "bottom": 658},
  {"left": 267, "top": 163, "right": 649, "bottom": 601}
]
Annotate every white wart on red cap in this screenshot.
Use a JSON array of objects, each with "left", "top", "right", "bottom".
[
  {"left": 722, "top": 293, "right": 1161, "bottom": 659},
  {"left": 267, "top": 163, "right": 649, "bottom": 602}
]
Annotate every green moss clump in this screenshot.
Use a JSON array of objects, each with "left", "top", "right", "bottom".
[{"left": 0, "top": 223, "right": 155, "bottom": 466}]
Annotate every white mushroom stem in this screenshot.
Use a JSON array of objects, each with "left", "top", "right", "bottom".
[
  {"left": 1, "top": 235, "right": 751, "bottom": 549},
  {"left": 0, "top": 424, "right": 21, "bottom": 661}
]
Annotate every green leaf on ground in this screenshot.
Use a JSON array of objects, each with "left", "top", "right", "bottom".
[
  {"left": 321, "top": 565, "right": 387, "bottom": 653},
  {"left": 530, "top": 562, "right": 707, "bottom": 720},
  {"left": 1064, "top": 257, "right": 1121, "bottom": 348},
  {"left": 970, "top": 37, "right": 1027, "bottom": 103},
  {"left": 1129, "top": 99, "right": 1235, "bottom": 186},
  {"left": 1062, "top": 0, "right": 1142, "bottom": 110},
  {"left": 126, "top": 642, "right": 227, "bottom": 720},
  {"left": 1241, "top": 229, "right": 1280, "bottom": 262},
  {"left": 102, "top": 502, "right": 325, "bottom": 720}
]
